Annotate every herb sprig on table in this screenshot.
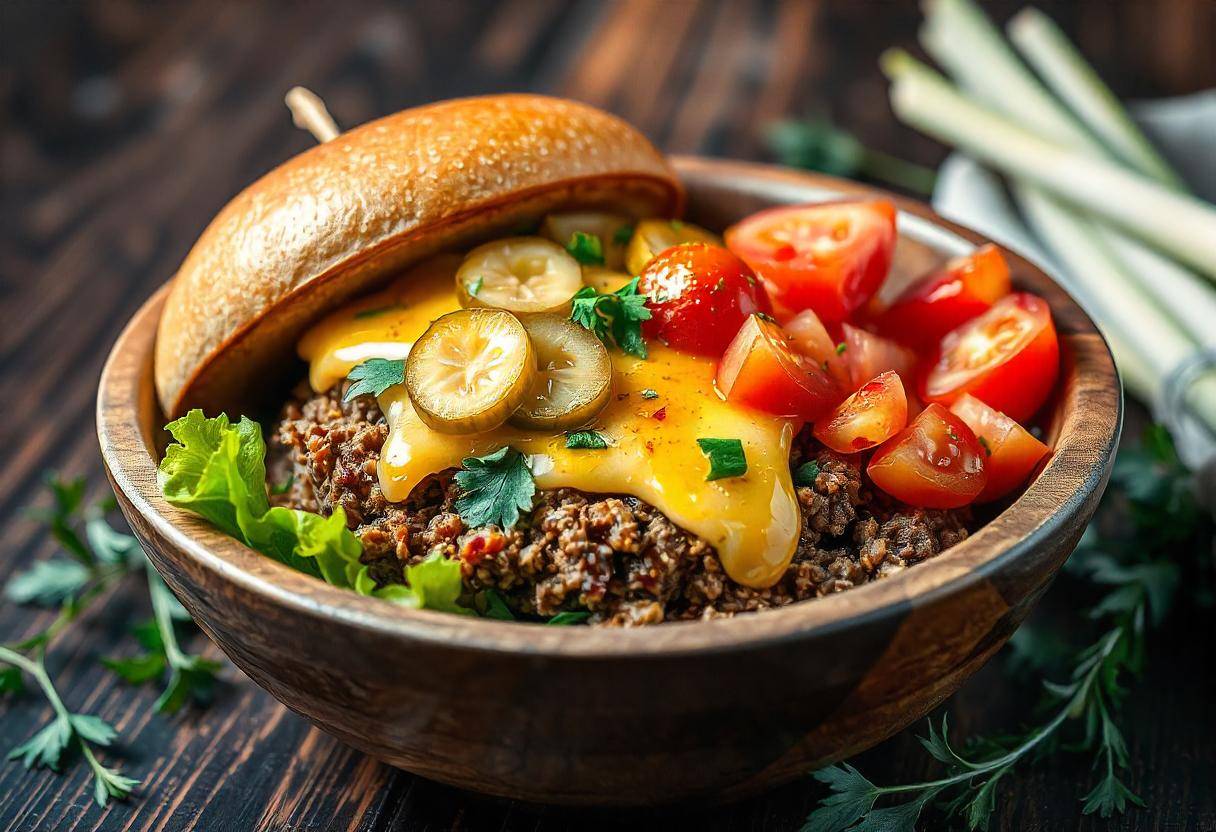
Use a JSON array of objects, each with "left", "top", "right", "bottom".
[
  {"left": 806, "top": 426, "right": 1206, "bottom": 830},
  {"left": 1, "top": 475, "right": 224, "bottom": 806}
]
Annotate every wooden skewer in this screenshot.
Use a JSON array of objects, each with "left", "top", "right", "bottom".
[{"left": 284, "top": 86, "right": 340, "bottom": 143}]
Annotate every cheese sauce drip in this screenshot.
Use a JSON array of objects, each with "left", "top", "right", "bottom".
[{"left": 299, "top": 256, "right": 801, "bottom": 588}]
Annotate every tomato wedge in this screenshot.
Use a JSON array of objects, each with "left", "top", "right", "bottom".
[
  {"left": 724, "top": 200, "right": 897, "bottom": 322},
  {"left": 842, "top": 323, "right": 917, "bottom": 390},
  {"left": 950, "top": 394, "right": 1050, "bottom": 502},
  {"left": 923, "top": 293, "right": 1059, "bottom": 422},
  {"left": 638, "top": 243, "right": 772, "bottom": 357},
  {"left": 716, "top": 314, "right": 841, "bottom": 420},
  {"left": 873, "top": 244, "right": 1011, "bottom": 348},
  {"left": 814, "top": 371, "right": 908, "bottom": 453},
  {"left": 867, "top": 404, "right": 987, "bottom": 508},
  {"left": 785, "top": 308, "right": 851, "bottom": 389}
]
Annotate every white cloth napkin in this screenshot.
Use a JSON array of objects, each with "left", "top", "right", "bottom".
[{"left": 931, "top": 90, "right": 1216, "bottom": 468}]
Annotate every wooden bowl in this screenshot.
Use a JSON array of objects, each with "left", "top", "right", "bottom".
[{"left": 97, "top": 158, "right": 1121, "bottom": 807}]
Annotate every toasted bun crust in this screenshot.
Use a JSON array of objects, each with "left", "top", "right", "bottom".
[{"left": 154, "top": 94, "right": 682, "bottom": 417}]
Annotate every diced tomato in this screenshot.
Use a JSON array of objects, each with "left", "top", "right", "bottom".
[
  {"left": 814, "top": 371, "right": 909, "bottom": 454},
  {"left": 724, "top": 200, "right": 897, "bottom": 322},
  {"left": 785, "top": 308, "right": 851, "bottom": 389},
  {"left": 867, "top": 404, "right": 987, "bottom": 508},
  {"left": 841, "top": 323, "right": 917, "bottom": 390},
  {"left": 872, "top": 244, "right": 1011, "bottom": 348},
  {"left": 638, "top": 243, "right": 773, "bottom": 357},
  {"left": 923, "top": 293, "right": 1059, "bottom": 422},
  {"left": 716, "top": 314, "right": 842, "bottom": 420},
  {"left": 950, "top": 394, "right": 1051, "bottom": 502}
]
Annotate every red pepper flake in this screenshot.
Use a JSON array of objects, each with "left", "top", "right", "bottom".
[
  {"left": 652, "top": 407, "right": 667, "bottom": 421},
  {"left": 459, "top": 529, "right": 505, "bottom": 566}
]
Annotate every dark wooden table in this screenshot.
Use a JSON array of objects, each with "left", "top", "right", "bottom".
[{"left": 3, "top": 1, "right": 1215, "bottom": 830}]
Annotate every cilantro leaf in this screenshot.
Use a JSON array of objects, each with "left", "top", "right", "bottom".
[
  {"left": 91, "top": 763, "right": 139, "bottom": 807},
  {"left": 4, "top": 559, "right": 90, "bottom": 607},
  {"left": 344, "top": 357, "right": 406, "bottom": 402},
  {"left": 466, "top": 276, "right": 484, "bottom": 298},
  {"left": 8, "top": 719, "right": 72, "bottom": 770},
  {"left": 804, "top": 764, "right": 879, "bottom": 832},
  {"left": 85, "top": 516, "right": 144, "bottom": 568},
  {"left": 454, "top": 447, "right": 536, "bottom": 530},
  {"left": 696, "top": 438, "right": 748, "bottom": 481},
  {"left": 29, "top": 475, "right": 91, "bottom": 564},
  {"left": 613, "top": 225, "right": 634, "bottom": 246},
  {"left": 102, "top": 652, "right": 168, "bottom": 684},
  {"left": 546, "top": 611, "right": 591, "bottom": 626},
  {"left": 565, "top": 231, "right": 605, "bottom": 266},
  {"left": 640, "top": 388, "right": 660, "bottom": 399},
  {"left": 0, "top": 666, "right": 24, "bottom": 696},
  {"left": 565, "top": 430, "right": 609, "bottom": 450},
  {"left": 569, "top": 278, "right": 651, "bottom": 358},
  {"left": 794, "top": 460, "right": 820, "bottom": 487}
]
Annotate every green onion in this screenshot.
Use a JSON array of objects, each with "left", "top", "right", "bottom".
[
  {"left": 881, "top": 50, "right": 1216, "bottom": 282},
  {"left": 1007, "top": 7, "right": 1186, "bottom": 190},
  {"left": 915, "top": 0, "right": 1216, "bottom": 350}
]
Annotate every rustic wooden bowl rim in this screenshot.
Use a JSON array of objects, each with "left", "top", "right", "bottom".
[{"left": 98, "top": 157, "right": 1122, "bottom": 660}]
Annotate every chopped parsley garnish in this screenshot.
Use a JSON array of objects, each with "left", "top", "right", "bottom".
[
  {"left": 466, "top": 276, "right": 484, "bottom": 297},
  {"left": 613, "top": 225, "right": 634, "bottom": 246},
  {"left": 453, "top": 447, "right": 536, "bottom": 529},
  {"left": 565, "top": 430, "right": 609, "bottom": 450},
  {"left": 696, "top": 438, "right": 748, "bottom": 481},
  {"left": 640, "top": 388, "right": 660, "bottom": 400},
  {"left": 353, "top": 303, "right": 401, "bottom": 319},
  {"left": 479, "top": 588, "right": 515, "bottom": 620},
  {"left": 344, "top": 357, "right": 405, "bottom": 402},
  {"left": 570, "top": 277, "right": 652, "bottom": 358},
  {"left": 835, "top": 341, "right": 848, "bottom": 355},
  {"left": 546, "top": 611, "right": 591, "bottom": 626},
  {"left": 794, "top": 460, "right": 820, "bottom": 486},
  {"left": 566, "top": 231, "right": 605, "bottom": 266}
]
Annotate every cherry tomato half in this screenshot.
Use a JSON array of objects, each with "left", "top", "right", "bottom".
[
  {"left": 867, "top": 404, "right": 987, "bottom": 508},
  {"left": 814, "top": 371, "right": 909, "bottom": 454},
  {"left": 873, "top": 244, "right": 1012, "bottom": 348},
  {"left": 716, "top": 314, "right": 842, "bottom": 420},
  {"left": 638, "top": 243, "right": 772, "bottom": 357},
  {"left": 785, "top": 308, "right": 851, "bottom": 389},
  {"left": 841, "top": 323, "right": 917, "bottom": 391},
  {"left": 950, "top": 394, "right": 1050, "bottom": 502},
  {"left": 923, "top": 293, "right": 1059, "bottom": 423},
  {"left": 724, "top": 200, "right": 897, "bottom": 322}
]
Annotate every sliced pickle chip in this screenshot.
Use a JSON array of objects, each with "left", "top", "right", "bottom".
[
  {"left": 625, "top": 218, "right": 722, "bottom": 275},
  {"left": 510, "top": 314, "right": 613, "bottom": 431},
  {"left": 581, "top": 266, "right": 634, "bottom": 294},
  {"left": 405, "top": 309, "right": 535, "bottom": 434},
  {"left": 541, "top": 212, "right": 632, "bottom": 270},
  {"left": 456, "top": 237, "right": 582, "bottom": 315}
]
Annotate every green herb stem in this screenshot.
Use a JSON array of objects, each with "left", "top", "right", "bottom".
[{"left": 859, "top": 148, "right": 937, "bottom": 195}]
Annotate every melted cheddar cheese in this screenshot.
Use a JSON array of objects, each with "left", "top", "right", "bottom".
[{"left": 298, "top": 256, "right": 802, "bottom": 588}]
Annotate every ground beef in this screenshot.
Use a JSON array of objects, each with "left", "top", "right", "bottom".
[{"left": 271, "top": 384, "right": 972, "bottom": 626}]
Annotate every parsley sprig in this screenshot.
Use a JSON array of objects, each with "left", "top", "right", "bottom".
[
  {"left": 2, "top": 475, "right": 224, "bottom": 805},
  {"left": 806, "top": 425, "right": 1202, "bottom": 829},
  {"left": 570, "top": 278, "right": 652, "bottom": 358},
  {"left": 454, "top": 447, "right": 536, "bottom": 529}
]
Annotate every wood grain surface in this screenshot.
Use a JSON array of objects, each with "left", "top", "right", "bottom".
[{"left": 3, "top": 1, "right": 1215, "bottom": 830}]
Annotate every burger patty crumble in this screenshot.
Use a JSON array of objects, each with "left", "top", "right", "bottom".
[{"left": 270, "top": 383, "right": 972, "bottom": 626}]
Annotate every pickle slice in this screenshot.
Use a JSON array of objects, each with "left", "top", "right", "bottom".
[
  {"left": 541, "top": 212, "right": 632, "bottom": 270},
  {"left": 405, "top": 309, "right": 535, "bottom": 434},
  {"left": 624, "top": 218, "right": 721, "bottom": 275},
  {"left": 456, "top": 237, "right": 582, "bottom": 315},
  {"left": 511, "top": 315, "right": 613, "bottom": 431}
]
